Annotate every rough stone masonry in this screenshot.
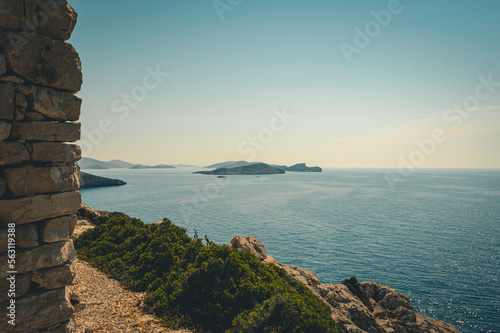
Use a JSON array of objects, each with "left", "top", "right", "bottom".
[{"left": 0, "top": 0, "right": 82, "bottom": 331}]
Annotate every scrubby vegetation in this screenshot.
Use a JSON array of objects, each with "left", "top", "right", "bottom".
[{"left": 74, "top": 216, "right": 343, "bottom": 333}]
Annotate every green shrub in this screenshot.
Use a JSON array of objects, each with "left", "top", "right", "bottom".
[{"left": 74, "top": 216, "right": 342, "bottom": 333}]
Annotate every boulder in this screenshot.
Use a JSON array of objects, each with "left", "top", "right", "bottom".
[
  {"left": 31, "top": 85, "right": 81, "bottom": 121},
  {"left": 0, "top": 121, "right": 11, "bottom": 141},
  {"left": 39, "top": 215, "right": 78, "bottom": 243},
  {"left": 0, "top": 32, "right": 82, "bottom": 93},
  {"left": 38, "top": 0, "right": 78, "bottom": 41},
  {"left": 0, "top": 240, "right": 75, "bottom": 278},
  {"left": 31, "top": 142, "right": 81, "bottom": 163},
  {"left": 0, "top": 82, "right": 15, "bottom": 120},
  {"left": 230, "top": 234, "right": 268, "bottom": 260},
  {"left": 0, "top": 142, "right": 30, "bottom": 166},
  {"left": 31, "top": 263, "right": 75, "bottom": 290},
  {"left": 0, "top": 190, "right": 81, "bottom": 226},
  {"left": 0, "top": 288, "right": 74, "bottom": 332},
  {"left": 5, "top": 164, "right": 80, "bottom": 197},
  {"left": 0, "top": 0, "right": 24, "bottom": 29},
  {"left": 15, "top": 223, "right": 39, "bottom": 248},
  {"left": 10, "top": 121, "right": 80, "bottom": 142}
]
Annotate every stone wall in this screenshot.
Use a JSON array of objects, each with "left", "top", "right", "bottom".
[{"left": 0, "top": 1, "right": 82, "bottom": 332}]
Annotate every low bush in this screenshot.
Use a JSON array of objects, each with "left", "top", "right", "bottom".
[{"left": 74, "top": 216, "right": 342, "bottom": 333}]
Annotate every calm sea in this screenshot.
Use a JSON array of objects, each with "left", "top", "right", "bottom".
[{"left": 81, "top": 168, "right": 500, "bottom": 332}]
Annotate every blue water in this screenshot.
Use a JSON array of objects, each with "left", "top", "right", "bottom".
[{"left": 81, "top": 168, "right": 500, "bottom": 332}]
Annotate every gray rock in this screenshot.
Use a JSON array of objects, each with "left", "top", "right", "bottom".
[
  {"left": 31, "top": 85, "right": 81, "bottom": 121},
  {"left": 15, "top": 223, "right": 39, "bottom": 248},
  {"left": 0, "top": 0, "right": 24, "bottom": 29},
  {"left": 0, "top": 121, "right": 11, "bottom": 141},
  {"left": 0, "top": 82, "right": 15, "bottom": 120},
  {"left": 0, "top": 142, "right": 30, "bottom": 166},
  {"left": 32, "top": 263, "right": 75, "bottom": 290},
  {"left": 10, "top": 121, "right": 80, "bottom": 142},
  {"left": 31, "top": 142, "right": 81, "bottom": 163}
]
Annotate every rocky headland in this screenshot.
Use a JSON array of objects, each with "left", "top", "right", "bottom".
[
  {"left": 79, "top": 171, "right": 126, "bottom": 188},
  {"left": 273, "top": 163, "right": 322, "bottom": 172},
  {"left": 231, "top": 235, "right": 460, "bottom": 333}
]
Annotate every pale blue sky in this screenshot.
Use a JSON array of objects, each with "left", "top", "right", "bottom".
[{"left": 70, "top": 0, "right": 500, "bottom": 167}]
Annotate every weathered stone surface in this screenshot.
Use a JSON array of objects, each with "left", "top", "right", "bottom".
[
  {"left": 14, "top": 92, "right": 27, "bottom": 108},
  {"left": 0, "top": 177, "right": 7, "bottom": 198},
  {"left": 16, "top": 223, "right": 39, "bottom": 248},
  {"left": 0, "top": 142, "right": 30, "bottom": 166},
  {"left": 31, "top": 142, "right": 81, "bottom": 163},
  {"left": 0, "top": 228, "right": 8, "bottom": 252},
  {"left": 40, "top": 215, "right": 77, "bottom": 243},
  {"left": 0, "top": 190, "right": 81, "bottom": 226},
  {"left": 0, "top": 240, "right": 75, "bottom": 279},
  {"left": 24, "top": 0, "right": 39, "bottom": 33},
  {"left": 0, "top": 54, "right": 6, "bottom": 75},
  {"left": 43, "top": 318, "right": 76, "bottom": 333},
  {"left": 230, "top": 234, "right": 268, "bottom": 260},
  {"left": 38, "top": 0, "right": 78, "bottom": 41},
  {"left": 5, "top": 164, "right": 80, "bottom": 197},
  {"left": 0, "top": 273, "right": 31, "bottom": 303},
  {"left": 0, "top": 288, "right": 74, "bottom": 332},
  {"left": 0, "top": 121, "right": 11, "bottom": 141},
  {"left": 15, "top": 84, "right": 32, "bottom": 96},
  {"left": 0, "top": 82, "right": 15, "bottom": 120},
  {"left": 0, "top": 0, "right": 24, "bottom": 29},
  {"left": 31, "top": 85, "right": 81, "bottom": 121},
  {"left": 32, "top": 263, "right": 75, "bottom": 290},
  {"left": 25, "top": 110, "right": 45, "bottom": 121},
  {"left": 0, "top": 32, "right": 82, "bottom": 93},
  {"left": 10, "top": 121, "right": 80, "bottom": 142},
  {"left": 14, "top": 105, "right": 25, "bottom": 121},
  {"left": 0, "top": 75, "right": 24, "bottom": 83}
]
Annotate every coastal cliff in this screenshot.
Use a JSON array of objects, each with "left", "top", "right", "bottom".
[{"left": 231, "top": 235, "right": 460, "bottom": 333}]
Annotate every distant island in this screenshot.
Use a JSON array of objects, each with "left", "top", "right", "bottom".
[
  {"left": 203, "top": 161, "right": 322, "bottom": 173},
  {"left": 78, "top": 157, "right": 176, "bottom": 170},
  {"left": 194, "top": 163, "right": 285, "bottom": 175},
  {"left": 273, "top": 163, "right": 322, "bottom": 172}
]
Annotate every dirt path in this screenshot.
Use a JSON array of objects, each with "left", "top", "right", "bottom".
[{"left": 70, "top": 220, "right": 192, "bottom": 333}]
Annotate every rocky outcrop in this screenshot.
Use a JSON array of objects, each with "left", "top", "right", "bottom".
[
  {"left": 194, "top": 162, "right": 285, "bottom": 175},
  {"left": 230, "top": 235, "right": 460, "bottom": 333},
  {"left": 79, "top": 172, "right": 127, "bottom": 188},
  {"left": 0, "top": 1, "right": 81, "bottom": 331}
]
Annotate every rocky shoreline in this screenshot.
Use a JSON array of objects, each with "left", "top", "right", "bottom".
[{"left": 73, "top": 205, "right": 460, "bottom": 333}]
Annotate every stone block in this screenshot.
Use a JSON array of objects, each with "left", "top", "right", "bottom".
[
  {"left": 40, "top": 215, "right": 77, "bottom": 243},
  {"left": 25, "top": 111, "right": 45, "bottom": 122},
  {"left": 0, "top": 177, "right": 6, "bottom": 198},
  {"left": 0, "top": 288, "right": 74, "bottom": 332},
  {"left": 0, "top": 32, "right": 82, "bottom": 93},
  {"left": 31, "top": 142, "right": 81, "bottom": 163},
  {"left": 0, "top": 228, "right": 8, "bottom": 253},
  {"left": 0, "top": 82, "right": 15, "bottom": 120},
  {"left": 0, "top": 121, "right": 11, "bottom": 141},
  {"left": 10, "top": 121, "right": 80, "bottom": 142},
  {"left": 0, "top": 240, "right": 75, "bottom": 278},
  {"left": 31, "top": 263, "right": 75, "bottom": 290},
  {"left": 0, "top": 142, "right": 30, "bottom": 166},
  {"left": 38, "top": 0, "right": 78, "bottom": 41},
  {"left": 0, "top": 190, "right": 81, "bottom": 226},
  {"left": 5, "top": 164, "right": 80, "bottom": 197},
  {"left": 31, "top": 85, "right": 81, "bottom": 121},
  {"left": 16, "top": 223, "right": 39, "bottom": 248}
]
